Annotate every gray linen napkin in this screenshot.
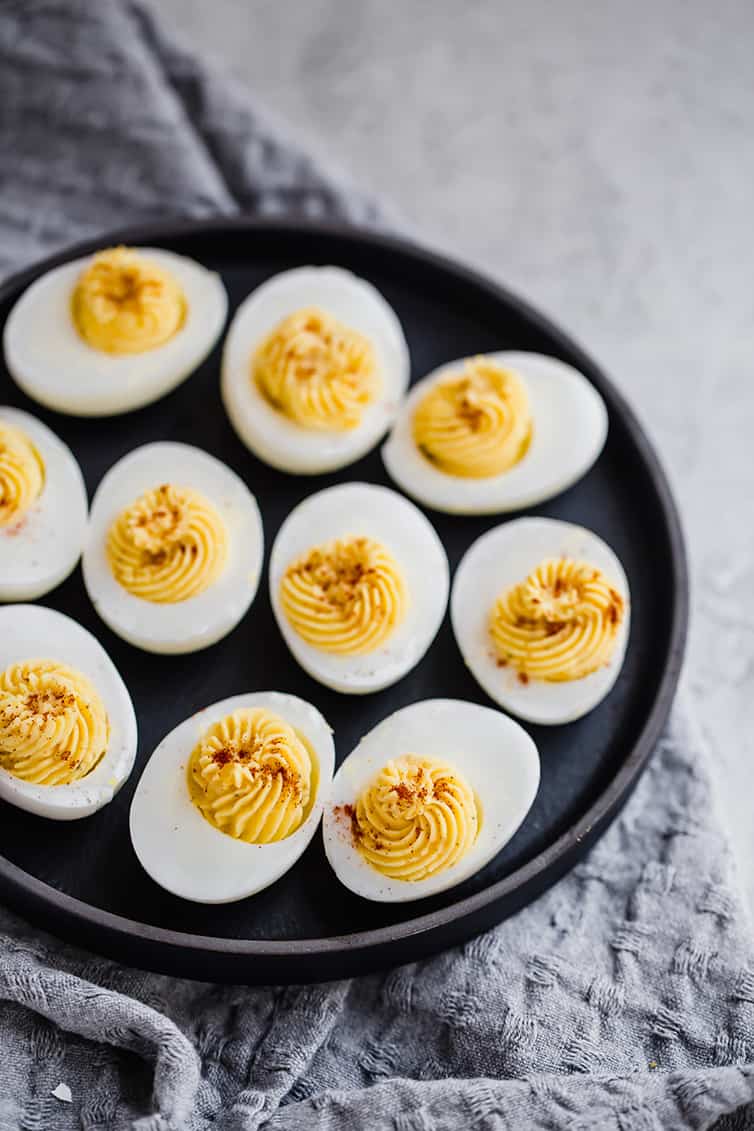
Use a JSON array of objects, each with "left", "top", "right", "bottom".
[{"left": 1, "top": 4, "right": 753, "bottom": 1129}]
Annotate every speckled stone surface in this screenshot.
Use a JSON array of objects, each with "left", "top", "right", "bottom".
[{"left": 157, "top": 0, "right": 754, "bottom": 908}]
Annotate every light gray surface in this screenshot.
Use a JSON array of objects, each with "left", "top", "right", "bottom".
[{"left": 157, "top": 0, "right": 754, "bottom": 906}]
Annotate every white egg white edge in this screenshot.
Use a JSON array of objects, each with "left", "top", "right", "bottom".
[
  {"left": 83, "top": 441, "right": 264, "bottom": 655},
  {"left": 0, "top": 406, "right": 88, "bottom": 601},
  {"left": 129, "top": 691, "right": 335, "bottom": 904},
  {"left": 221, "top": 265, "right": 410, "bottom": 474},
  {"left": 0, "top": 604, "right": 138, "bottom": 819},
  {"left": 269, "top": 482, "right": 449, "bottom": 694},
  {"left": 3, "top": 248, "right": 228, "bottom": 417},
  {"left": 451, "top": 517, "right": 631, "bottom": 725},
  {"left": 382, "top": 350, "right": 608, "bottom": 515},
  {"left": 322, "top": 697, "right": 540, "bottom": 903}
]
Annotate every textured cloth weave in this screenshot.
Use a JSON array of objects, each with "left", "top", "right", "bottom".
[{"left": 0, "top": 3, "right": 753, "bottom": 1129}]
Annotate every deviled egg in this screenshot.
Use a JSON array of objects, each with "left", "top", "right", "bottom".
[
  {"left": 382, "top": 352, "right": 607, "bottom": 514},
  {"left": 222, "top": 267, "right": 410, "bottom": 474},
  {"left": 130, "top": 691, "right": 334, "bottom": 903},
  {"left": 452, "top": 517, "right": 630, "bottom": 724},
  {"left": 323, "top": 698, "right": 540, "bottom": 902},
  {"left": 0, "top": 604, "right": 137, "bottom": 819},
  {"left": 0, "top": 406, "right": 88, "bottom": 601},
  {"left": 83, "top": 442, "right": 263, "bottom": 654},
  {"left": 4, "top": 246, "right": 227, "bottom": 416},
  {"left": 269, "top": 482, "right": 448, "bottom": 694}
]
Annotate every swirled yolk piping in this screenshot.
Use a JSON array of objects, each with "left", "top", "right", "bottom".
[
  {"left": 187, "top": 707, "right": 314, "bottom": 843},
  {"left": 0, "top": 422, "right": 45, "bottom": 527},
  {"left": 490, "top": 557, "right": 625, "bottom": 682},
  {"left": 0, "top": 660, "right": 110, "bottom": 785},
  {"left": 252, "top": 306, "right": 380, "bottom": 430},
  {"left": 413, "top": 356, "right": 532, "bottom": 478},
  {"left": 349, "top": 755, "right": 479, "bottom": 881},
  {"left": 107, "top": 483, "right": 228, "bottom": 603},
  {"left": 71, "top": 246, "right": 186, "bottom": 354},
  {"left": 280, "top": 535, "right": 406, "bottom": 655}
]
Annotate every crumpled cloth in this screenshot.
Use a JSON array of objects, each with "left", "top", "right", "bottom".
[{"left": 0, "top": 3, "right": 752, "bottom": 1129}]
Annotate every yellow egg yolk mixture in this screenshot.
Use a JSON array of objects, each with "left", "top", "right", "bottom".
[
  {"left": 107, "top": 483, "right": 228, "bottom": 603},
  {"left": 490, "top": 557, "right": 625, "bottom": 682},
  {"left": 71, "top": 246, "right": 186, "bottom": 354},
  {"left": 252, "top": 306, "right": 379, "bottom": 430},
  {"left": 413, "top": 356, "right": 532, "bottom": 478},
  {"left": 187, "top": 707, "right": 314, "bottom": 843},
  {"left": 349, "top": 754, "right": 479, "bottom": 881},
  {"left": 0, "top": 660, "right": 109, "bottom": 785},
  {"left": 0, "top": 422, "right": 44, "bottom": 527},
  {"left": 280, "top": 535, "right": 406, "bottom": 655}
]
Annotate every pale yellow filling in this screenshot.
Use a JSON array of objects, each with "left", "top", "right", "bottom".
[
  {"left": 280, "top": 535, "right": 406, "bottom": 655},
  {"left": 0, "top": 422, "right": 44, "bottom": 527},
  {"left": 252, "top": 306, "right": 379, "bottom": 430},
  {"left": 490, "top": 557, "right": 625, "bottom": 682},
  {"left": 0, "top": 660, "right": 110, "bottom": 785},
  {"left": 107, "top": 483, "right": 228, "bottom": 604},
  {"left": 413, "top": 356, "right": 532, "bottom": 478},
  {"left": 187, "top": 707, "right": 314, "bottom": 843},
  {"left": 351, "top": 755, "right": 479, "bottom": 881},
  {"left": 71, "top": 246, "right": 186, "bottom": 354}
]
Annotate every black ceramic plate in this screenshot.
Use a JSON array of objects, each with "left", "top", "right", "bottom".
[{"left": 0, "top": 219, "right": 687, "bottom": 983}]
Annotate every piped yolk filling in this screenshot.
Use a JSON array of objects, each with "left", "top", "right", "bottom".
[
  {"left": 413, "top": 356, "right": 532, "bottom": 478},
  {"left": 187, "top": 707, "right": 314, "bottom": 844},
  {"left": 0, "top": 422, "right": 44, "bottom": 527},
  {"left": 490, "top": 557, "right": 625, "bottom": 682},
  {"left": 252, "top": 306, "right": 380, "bottom": 430},
  {"left": 71, "top": 246, "right": 186, "bottom": 354},
  {"left": 107, "top": 483, "right": 228, "bottom": 604},
  {"left": 0, "top": 659, "right": 110, "bottom": 785},
  {"left": 280, "top": 535, "right": 406, "bottom": 655},
  {"left": 349, "top": 754, "right": 479, "bottom": 881}
]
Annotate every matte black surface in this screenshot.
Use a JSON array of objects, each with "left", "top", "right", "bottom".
[{"left": 0, "top": 219, "right": 687, "bottom": 983}]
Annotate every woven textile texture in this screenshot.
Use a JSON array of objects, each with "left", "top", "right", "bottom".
[{"left": 0, "top": 3, "right": 753, "bottom": 1129}]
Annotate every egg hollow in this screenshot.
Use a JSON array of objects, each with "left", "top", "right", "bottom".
[
  {"left": 451, "top": 517, "right": 630, "bottom": 724},
  {"left": 82, "top": 442, "right": 264, "bottom": 654},
  {"left": 382, "top": 351, "right": 607, "bottom": 514},
  {"left": 129, "top": 691, "right": 335, "bottom": 903},
  {"left": 323, "top": 698, "right": 540, "bottom": 902},
  {"left": 269, "top": 482, "right": 449, "bottom": 694},
  {"left": 0, "top": 604, "right": 137, "bottom": 819},
  {"left": 221, "top": 266, "right": 410, "bottom": 474}
]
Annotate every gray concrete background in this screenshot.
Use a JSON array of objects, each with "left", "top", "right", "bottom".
[{"left": 157, "top": 0, "right": 754, "bottom": 905}]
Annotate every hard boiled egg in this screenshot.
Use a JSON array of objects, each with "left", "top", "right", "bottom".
[
  {"left": 0, "top": 406, "right": 88, "bottom": 601},
  {"left": 323, "top": 698, "right": 540, "bottom": 902},
  {"left": 0, "top": 604, "right": 137, "bottom": 819},
  {"left": 452, "top": 517, "right": 630, "bottom": 724},
  {"left": 222, "top": 266, "right": 410, "bottom": 473},
  {"left": 3, "top": 246, "right": 227, "bottom": 416},
  {"left": 269, "top": 482, "right": 449, "bottom": 694},
  {"left": 83, "top": 442, "right": 264, "bottom": 654},
  {"left": 382, "top": 351, "right": 607, "bottom": 514},
  {"left": 130, "top": 691, "right": 335, "bottom": 903}
]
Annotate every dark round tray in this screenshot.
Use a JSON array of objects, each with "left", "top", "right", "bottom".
[{"left": 0, "top": 218, "right": 687, "bottom": 983}]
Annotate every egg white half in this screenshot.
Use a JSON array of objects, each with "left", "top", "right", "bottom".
[
  {"left": 0, "top": 604, "right": 137, "bottom": 819},
  {"left": 129, "top": 691, "right": 335, "bottom": 903},
  {"left": 83, "top": 442, "right": 264, "bottom": 654},
  {"left": 323, "top": 698, "right": 540, "bottom": 902},
  {"left": 382, "top": 351, "right": 608, "bottom": 515},
  {"left": 269, "top": 482, "right": 449, "bottom": 694},
  {"left": 3, "top": 248, "right": 228, "bottom": 417},
  {"left": 451, "top": 517, "right": 630, "bottom": 725},
  {"left": 221, "top": 266, "right": 410, "bottom": 474},
  {"left": 0, "top": 407, "right": 88, "bottom": 601}
]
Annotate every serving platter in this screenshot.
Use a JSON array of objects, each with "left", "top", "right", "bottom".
[{"left": 0, "top": 218, "right": 687, "bottom": 983}]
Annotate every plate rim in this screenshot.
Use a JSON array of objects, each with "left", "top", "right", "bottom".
[{"left": 0, "top": 215, "right": 688, "bottom": 968}]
